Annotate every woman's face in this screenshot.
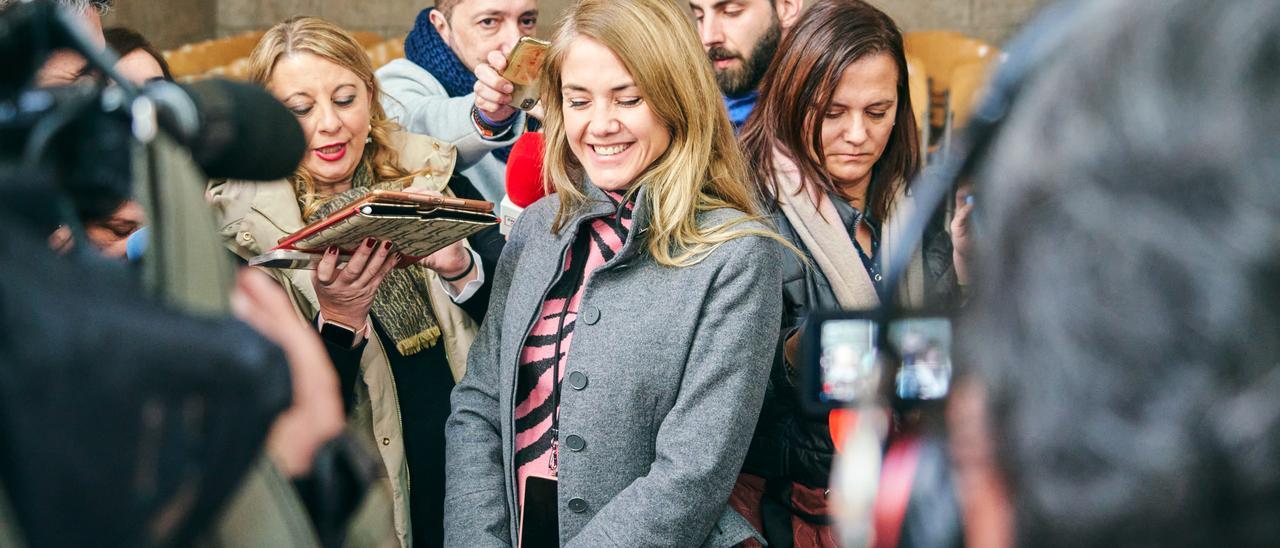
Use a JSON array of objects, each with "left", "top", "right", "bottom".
[
  {"left": 560, "top": 37, "right": 671, "bottom": 191},
  {"left": 84, "top": 201, "right": 145, "bottom": 258},
  {"left": 820, "top": 52, "right": 898, "bottom": 191},
  {"left": 116, "top": 49, "right": 166, "bottom": 84},
  {"left": 268, "top": 52, "right": 372, "bottom": 194}
]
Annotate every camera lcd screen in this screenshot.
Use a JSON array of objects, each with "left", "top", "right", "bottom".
[
  {"left": 804, "top": 311, "right": 954, "bottom": 413},
  {"left": 817, "top": 319, "right": 881, "bottom": 406},
  {"left": 887, "top": 318, "right": 952, "bottom": 401}
]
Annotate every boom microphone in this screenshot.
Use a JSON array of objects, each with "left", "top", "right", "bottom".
[
  {"left": 144, "top": 79, "right": 306, "bottom": 181},
  {"left": 501, "top": 131, "right": 548, "bottom": 235}
]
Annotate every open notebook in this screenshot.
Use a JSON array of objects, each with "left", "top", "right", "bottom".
[{"left": 250, "top": 189, "right": 498, "bottom": 269}]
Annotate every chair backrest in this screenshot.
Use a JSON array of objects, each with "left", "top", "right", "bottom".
[
  {"left": 905, "top": 54, "right": 929, "bottom": 136},
  {"left": 947, "top": 60, "right": 995, "bottom": 129},
  {"left": 366, "top": 37, "right": 407, "bottom": 70},
  {"left": 906, "top": 54, "right": 936, "bottom": 166},
  {"left": 163, "top": 30, "right": 265, "bottom": 79},
  {"left": 386, "top": 36, "right": 405, "bottom": 61},
  {"left": 903, "top": 31, "right": 999, "bottom": 94},
  {"left": 200, "top": 32, "right": 262, "bottom": 72},
  {"left": 164, "top": 44, "right": 204, "bottom": 79},
  {"left": 904, "top": 31, "right": 999, "bottom": 129},
  {"left": 350, "top": 31, "right": 385, "bottom": 48}
]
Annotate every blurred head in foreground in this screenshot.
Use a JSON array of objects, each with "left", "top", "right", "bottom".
[{"left": 953, "top": 0, "right": 1280, "bottom": 546}]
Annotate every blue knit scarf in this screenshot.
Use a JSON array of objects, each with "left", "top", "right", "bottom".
[{"left": 405, "top": 7, "right": 519, "bottom": 162}]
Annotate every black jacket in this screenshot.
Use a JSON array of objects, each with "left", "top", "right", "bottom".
[
  {"left": 0, "top": 217, "right": 291, "bottom": 547},
  {"left": 741, "top": 204, "right": 959, "bottom": 489}
]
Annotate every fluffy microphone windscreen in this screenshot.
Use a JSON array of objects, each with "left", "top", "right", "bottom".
[
  {"left": 504, "top": 132, "right": 548, "bottom": 208},
  {"left": 181, "top": 79, "right": 307, "bottom": 181}
]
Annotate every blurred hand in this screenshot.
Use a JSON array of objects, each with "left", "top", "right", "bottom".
[
  {"left": 313, "top": 238, "right": 399, "bottom": 330},
  {"left": 474, "top": 50, "right": 517, "bottom": 124},
  {"left": 232, "top": 268, "right": 344, "bottom": 477},
  {"left": 952, "top": 185, "right": 975, "bottom": 285},
  {"left": 784, "top": 327, "right": 804, "bottom": 375},
  {"left": 48, "top": 225, "right": 74, "bottom": 254}
]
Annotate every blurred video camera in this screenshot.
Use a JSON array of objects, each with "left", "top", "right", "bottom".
[
  {"left": 0, "top": 0, "right": 302, "bottom": 228},
  {"left": 801, "top": 309, "right": 954, "bottom": 413}
]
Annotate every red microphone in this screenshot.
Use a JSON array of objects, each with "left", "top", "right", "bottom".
[{"left": 501, "top": 132, "right": 550, "bottom": 235}]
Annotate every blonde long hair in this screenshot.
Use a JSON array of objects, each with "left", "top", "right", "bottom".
[
  {"left": 247, "top": 16, "right": 416, "bottom": 217},
  {"left": 541, "top": 0, "right": 782, "bottom": 267}
]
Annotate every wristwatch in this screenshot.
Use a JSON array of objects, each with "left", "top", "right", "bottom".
[{"left": 320, "top": 319, "right": 360, "bottom": 348}]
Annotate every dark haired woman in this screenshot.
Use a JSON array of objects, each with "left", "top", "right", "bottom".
[
  {"left": 733, "top": 0, "right": 970, "bottom": 544},
  {"left": 105, "top": 27, "right": 174, "bottom": 83},
  {"left": 69, "top": 27, "right": 173, "bottom": 258}
]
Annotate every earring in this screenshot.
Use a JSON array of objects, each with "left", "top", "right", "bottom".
[{"left": 366, "top": 125, "right": 373, "bottom": 144}]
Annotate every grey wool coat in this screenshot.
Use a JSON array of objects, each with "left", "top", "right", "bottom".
[{"left": 444, "top": 182, "right": 784, "bottom": 547}]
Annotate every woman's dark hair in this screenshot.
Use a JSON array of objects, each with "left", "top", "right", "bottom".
[
  {"left": 739, "top": 0, "right": 918, "bottom": 221},
  {"left": 104, "top": 26, "right": 173, "bottom": 82}
]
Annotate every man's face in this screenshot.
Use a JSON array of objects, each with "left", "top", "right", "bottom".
[
  {"left": 36, "top": 7, "right": 105, "bottom": 87},
  {"left": 690, "top": 0, "right": 781, "bottom": 97},
  {"left": 433, "top": 0, "right": 538, "bottom": 73}
]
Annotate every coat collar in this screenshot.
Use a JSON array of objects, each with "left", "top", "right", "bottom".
[{"left": 554, "top": 179, "right": 651, "bottom": 266}]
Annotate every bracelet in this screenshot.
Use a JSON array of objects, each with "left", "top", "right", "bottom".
[
  {"left": 471, "top": 106, "right": 516, "bottom": 140},
  {"left": 439, "top": 250, "right": 475, "bottom": 282},
  {"left": 476, "top": 106, "right": 516, "bottom": 128}
]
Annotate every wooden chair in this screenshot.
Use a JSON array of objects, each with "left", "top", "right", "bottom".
[
  {"left": 221, "top": 57, "right": 254, "bottom": 81},
  {"left": 947, "top": 61, "right": 993, "bottom": 130},
  {"left": 351, "top": 31, "right": 385, "bottom": 48},
  {"left": 202, "top": 32, "right": 263, "bottom": 70},
  {"left": 366, "top": 37, "right": 406, "bottom": 70},
  {"left": 905, "top": 53, "right": 930, "bottom": 166},
  {"left": 164, "top": 30, "right": 265, "bottom": 79},
  {"left": 904, "top": 31, "right": 1000, "bottom": 130},
  {"left": 164, "top": 45, "right": 204, "bottom": 79},
  {"left": 366, "top": 42, "right": 389, "bottom": 69},
  {"left": 385, "top": 36, "right": 405, "bottom": 62}
]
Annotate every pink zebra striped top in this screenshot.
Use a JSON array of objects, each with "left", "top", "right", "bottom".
[{"left": 514, "top": 190, "right": 634, "bottom": 507}]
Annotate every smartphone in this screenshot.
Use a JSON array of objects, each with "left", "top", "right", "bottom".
[
  {"left": 248, "top": 249, "right": 339, "bottom": 270},
  {"left": 503, "top": 36, "right": 551, "bottom": 111},
  {"left": 518, "top": 475, "right": 559, "bottom": 548}
]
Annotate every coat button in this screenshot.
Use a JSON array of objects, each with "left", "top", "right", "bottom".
[
  {"left": 568, "top": 371, "right": 588, "bottom": 390},
  {"left": 583, "top": 306, "right": 601, "bottom": 325},
  {"left": 564, "top": 434, "right": 586, "bottom": 452},
  {"left": 381, "top": 437, "right": 391, "bottom": 446},
  {"left": 240, "top": 232, "right": 254, "bottom": 242},
  {"left": 568, "top": 498, "right": 589, "bottom": 513}
]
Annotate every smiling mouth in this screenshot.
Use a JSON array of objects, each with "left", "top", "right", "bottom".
[
  {"left": 592, "top": 143, "right": 631, "bottom": 157},
  {"left": 314, "top": 142, "right": 347, "bottom": 161}
]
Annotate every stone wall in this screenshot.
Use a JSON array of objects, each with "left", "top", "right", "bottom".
[
  {"left": 216, "top": 0, "right": 426, "bottom": 40},
  {"left": 105, "top": 0, "right": 1046, "bottom": 51},
  {"left": 877, "top": 0, "right": 1046, "bottom": 45},
  {"left": 102, "top": 0, "right": 217, "bottom": 50}
]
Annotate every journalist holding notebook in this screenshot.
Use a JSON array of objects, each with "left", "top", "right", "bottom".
[{"left": 207, "top": 17, "right": 521, "bottom": 546}]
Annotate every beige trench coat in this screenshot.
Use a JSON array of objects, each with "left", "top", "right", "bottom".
[{"left": 208, "top": 131, "right": 478, "bottom": 547}]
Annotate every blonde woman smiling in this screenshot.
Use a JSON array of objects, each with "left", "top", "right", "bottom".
[{"left": 445, "top": 0, "right": 785, "bottom": 545}]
